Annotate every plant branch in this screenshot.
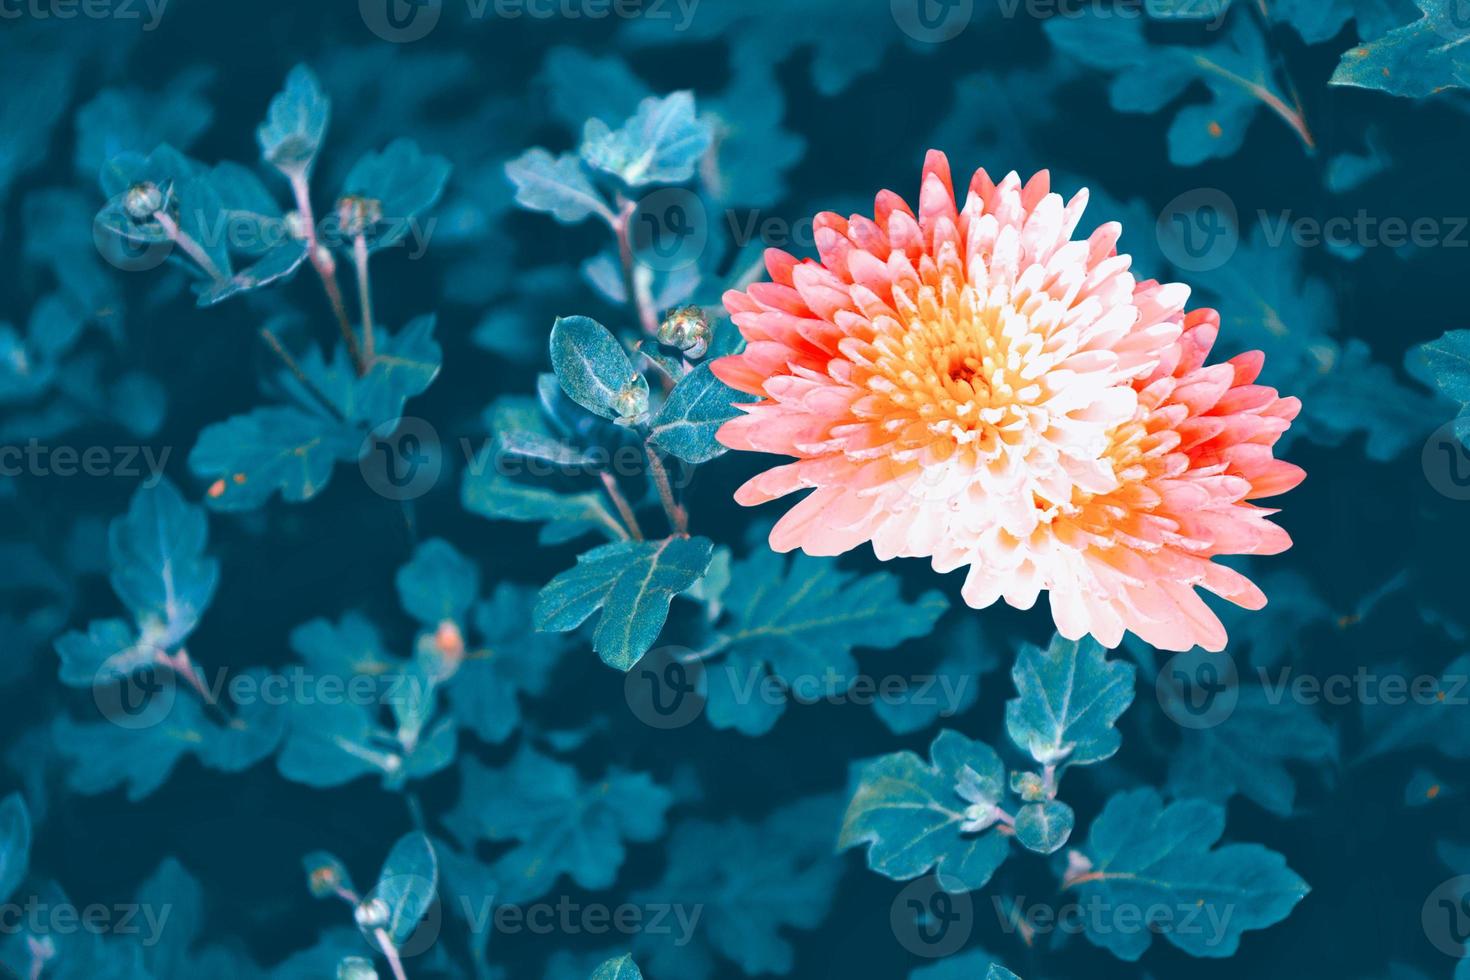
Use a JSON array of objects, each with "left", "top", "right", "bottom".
[
  {"left": 353, "top": 232, "right": 376, "bottom": 365},
  {"left": 258, "top": 326, "right": 347, "bottom": 423},
  {"left": 613, "top": 197, "right": 660, "bottom": 337},
  {"left": 644, "top": 445, "right": 688, "bottom": 535},
  {"left": 599, "top": 471, "right": 645, "bottom": 541},
  {"left": 289, "top": 173, "right": 365, "bottom": 374}
]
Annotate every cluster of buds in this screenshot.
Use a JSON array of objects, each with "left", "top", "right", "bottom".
[{"left": 657, "top": 305, "right": 711, "bottom": 359}]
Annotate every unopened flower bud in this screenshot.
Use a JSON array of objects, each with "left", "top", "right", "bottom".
[
  {"left": 124, "top": 182, "right": 164, "bottom": 221},
  {"left": 337, "top": 957, "right": 379, "bottom": 980},
  {"left": 354, "top": 897, "right": 391, "bottom": 931},
  {"left": 337, "top": 195, "right": 383, "bottom": 237},
  {"left": 613, "top": 382, "right": 649, "bottom": 422},
  {"left": 657, "top": 305, "right": 711, "bottom": 359}
]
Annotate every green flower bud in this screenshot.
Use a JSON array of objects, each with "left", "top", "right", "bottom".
[
  {"left": 124, "top": 182, "right": 165, "bottom": 221},
  {"left": 657, "top": 305, "right": 711, "bottom": 359},
  {"left": 354, "top": 896, "right": 391, "bottom": 931},
  {"left": 337, "top": 956, "right": 379, "bottom": 980},
  {"left": 337, "top": 195, "right": 383, "bottom": 237},
  {"left": 613, "top": 382, "right": 649, "bottom": 423}
]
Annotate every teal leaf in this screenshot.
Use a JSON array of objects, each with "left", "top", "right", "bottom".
[
  {"left": 1045, "top": 13, "right": 1303, "bottom": 165},
  {"left": 1359, "top": 654, "right": 1470, "bottom": 759},
  {"left": 1014, "top": 801, "right": 1074, "bottom": 855},
  {"left": 909, "top": 950, "right": 1003, "bottom": 980},
  {"left": 367, "top": 833, "right": 439, "bottom": 947},
  {"left": 987, "top": 967, "right": 1022, "bottom": 980},
  {"left": 633, "top": 796, "right": 843, "bottom": 979},
  {"left": 395, "top": 538, "right": 479, "bottom": 628},
  {"left": 188, "top": 405, "right": 358, "bottom": 510},
  {"left": 276, "top": 616, "right": 452, "bottom": 789},
  {"left": 590, "top": 955, "right": 643, "bottom": 980},
  {"left": 704, "top": 549, "right": 948, "bottom": 735},
  {"left": 55, "top": 618, "right": 153, "bottom": 688},
  {"left": 1184, "top": 231, "right": 1436, "bottom": 460},
  {"left": 505, "top": 148, "right": 611, "bottom": 224},
  {"left": 258, "top": 64, "right": 330, "bottom": 177},
  {"left": 1070, "top": 788, "right": 1309, "bottom": 960},
  {"left": 445, "top": 746, "right": 672, "bottom": 903},
  {"left": 1168, "top": 685, "right": 1336, "bottom": 817},
  {"left": 1416, "top": 328, "right": 1470, "bottom": 443},
  {"left": 540, "top": 47, "right": 649, "bottom": 129},
  {"left": 0, "top": 793, "right": 30, "bottom": 905},
  {"left": 190, "top": 317, "right": 440, "bottom": 509},
  {"left": 1331, "top": 1, "right": 1470, "bottom": 97},
  {"left": 840, "top": 730, "right": 1011, "bottom": 892},
  {"left": 581, "top": 92, "right": 712, "bottom": 187},
  {"left": 340, "top": 138, "right": 452, "bottom": 251},
  {"left": 72, "top": 71, "right": 214, "bottom": 181},
  {"left": 1005, "top": 634, "right": 1135, "bottom": 769},
  {"left": 873, "top": 619, "right": 996, "bottom": 736},
  {"left": 549, "top": 316, "right": 648, "bottom": 423},
  {"left": 446, "top": 585, "right": 567, "bottom": 744},
  {"left": 647, "top": 363, "right": 740, "bottom": 464},
  {"left": 107, "top": 478, "right": 219, "bottom": 648},
  {"left": 535, "top": 536, "right": 714, "bottom": 670},
  {"left": 52, "top": 697, "right": 203, "bottom": 802}
]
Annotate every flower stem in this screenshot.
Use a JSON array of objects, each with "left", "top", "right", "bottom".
[
  {"left": 599, "top": 471, "right": 645, "bottom": 541},
  {"left": 613, "top": 198, "right": 660, "bottom": 337},
  {"left": 644, "top": 445, "right": 688, "bottom": 536},
  {"left": 374, "top": 929, "right": 410, "bottom": 980},
  {"left": 289, "top": 172, "right": 366, "bottom": 374},
  {"left": 353, "top": 232, "right": 376, "bottom": 366},
  {"left": 258, "top": 326, "right": 347, "bottom": 423},
  {"left": 154, "top": 211, "right": 225, "bottom": 283}
]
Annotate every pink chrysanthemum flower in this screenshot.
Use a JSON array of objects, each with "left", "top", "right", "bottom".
[{"left": 712, "top": 151, "right": 1304, "bottom": 652}]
